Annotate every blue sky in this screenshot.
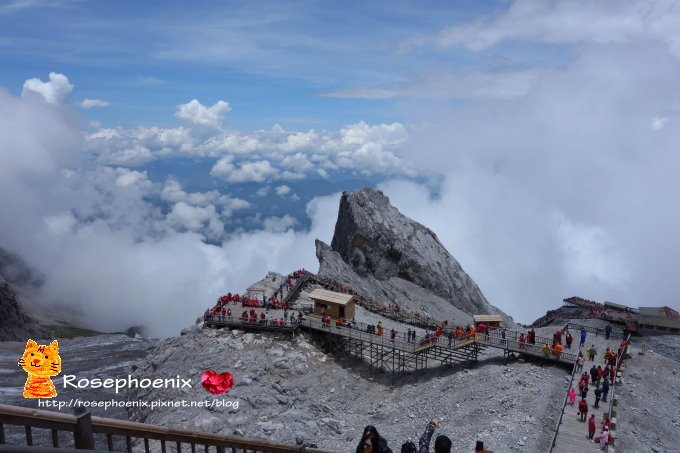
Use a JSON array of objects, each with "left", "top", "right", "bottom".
[
  {"left": 1, "top": 0, "right": 505, "bottom": 129},
  {"left": 2, "top": 0, "right": 680, "bottom": 333}
]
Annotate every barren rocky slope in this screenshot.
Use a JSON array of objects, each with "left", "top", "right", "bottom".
[
  {"left": 613, "top": 339, "right": 680, "bottom": 453},
  {"left": 129, "top": 322, "right": 569, "bottom": 452}
]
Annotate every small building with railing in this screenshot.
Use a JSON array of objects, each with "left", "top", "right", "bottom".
[
  {"left": 309, "top": 288, "right": 356, "bottom": 320},
  {"left": 636, "top": 306, "right": 680, "bottom": 333}
]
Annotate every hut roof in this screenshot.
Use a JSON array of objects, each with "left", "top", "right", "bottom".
[
  {"left": 473, "top": 314, "right": 503, "bottom": 323},
  {"left": 308, "top": 289, "right": 356, "bottom": 306}
]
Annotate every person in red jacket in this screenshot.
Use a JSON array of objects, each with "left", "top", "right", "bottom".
[
  {"left": 588, "top": 414, "right": 596, "bottom": 439},
  {"left": 578, "top": 400, "right": 588, "bottom": 422}
]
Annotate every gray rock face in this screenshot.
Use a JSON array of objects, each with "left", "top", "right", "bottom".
[
  {"left": 0, "top": 247, "right": 44, "bottom": 288},
  {"left": 320, "top": 188, "right": 512, "bottom": 323},
  {"left": 0, "top": 274, "right": 46, "bottom": 341}
]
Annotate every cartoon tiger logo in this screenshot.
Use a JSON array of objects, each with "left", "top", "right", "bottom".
[{"left": 18, "top": 339, "right": 61, "bottom": 398}]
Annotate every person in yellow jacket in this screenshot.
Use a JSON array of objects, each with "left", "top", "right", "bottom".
[{"left": 542, "top": 343, "right": 551, "bottom": 357}]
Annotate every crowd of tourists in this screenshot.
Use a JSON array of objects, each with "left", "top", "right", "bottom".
[
  {"left": 203, "top": 269, "right": 311, "bottom": 322},
  {"left": 568, "top": 328, "right": 630, "bottom": 449}
]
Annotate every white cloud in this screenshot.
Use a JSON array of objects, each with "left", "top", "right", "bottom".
[
  {"left": 80, "top": 98, "right": 110, "bottom": 109},
  {"left": 279, "top": 130, "right": 318, "bottom": 152},
  {"left": 556, "top": 215, "right": 628, "bottom": 286},
  {"left": 431, "top": 0, "right": 680, "bottom": 57},
  {"left": 166, "top": 202, "right": 222, "bottom": 233},
  {"left": 44, "top": 212, "right": 77, "bottom": 236},
  {"left": 160, "top": 178, "right": 250, "bottom": 216},
  {"left": 97, "top": 145, "right": 155, "bottom": 166},
  {"left": 175, "top": 99, "right": 230, "bottom": 128},
  {"left": 651, "top": 116, "right": 669, "bottom": 130},
  {"left": 115, "top": 168, "right": 151, "bottom": 188},
  {"left": 340, "top": 121, "right": 407, "bottom": 146},
  {"left": 275, "top": 185, "right": 291, "bottom": 196},
  {"left": 0, "top": 83, "right": 347, "bottom": 339},
  {"left": 210, "top": 157, "right": 278, "bottom": 183},
  {"left": 262, "top": 214, "right": 298, "bottom": 233},
  {"left": 85, "top": 126, "right": 194, "bottom": 163},
  {"left": 373, "top": 39, "right": 680, "bottom": 323},
  {"left": 85, "top": 113, "right": 415, "bottom": 180},
  {"left": 22, "top": 72, "right": 73, "bottom": 105},
  {"left": 321, "top": 69, "right": 542, "bottom": 101}
]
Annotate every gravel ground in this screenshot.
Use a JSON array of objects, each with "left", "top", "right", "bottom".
[
  {"left": 612, "top": 338, "right": 680, "bottom": 453},
  {"left": 128, "top": 322, "right": 571, "bottom": 453}
]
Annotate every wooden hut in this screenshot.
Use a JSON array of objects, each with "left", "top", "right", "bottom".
[
  {"left": 473, "top": 314, "right": 503, "bottom": 328},
  {"left": 309, "top": 289, "right": 356, "bottom": 320}
]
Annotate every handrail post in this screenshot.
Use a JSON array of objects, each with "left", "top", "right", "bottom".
[{"left": 73, "top": 406, "right": 95, "bottom": 450}]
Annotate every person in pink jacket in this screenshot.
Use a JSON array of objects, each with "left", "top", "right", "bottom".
[{"left": 568, "top": 387, "right": 576, "bottom": 405}]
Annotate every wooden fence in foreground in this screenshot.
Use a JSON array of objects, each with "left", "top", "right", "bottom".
[{"left": 0, "top": 404, "right": 331, "bottom": 453}]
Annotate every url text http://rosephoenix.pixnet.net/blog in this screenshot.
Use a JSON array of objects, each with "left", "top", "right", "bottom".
[{"left": 38, "top": 398, "right": 240, "bottom": 411}]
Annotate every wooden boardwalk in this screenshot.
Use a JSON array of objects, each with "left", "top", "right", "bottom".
[
  {"left": 551, "top": 330, "right": 624, "bottom": 452},
  {"left": 205, "top": 315, "right": 578, "bottom": 375}
]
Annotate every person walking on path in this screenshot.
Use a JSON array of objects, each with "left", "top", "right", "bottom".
[
  {"left": 568, "top": 387, "right": 576, "bottom": 406},
  {"left": 588, "top": 345, "right": 597, "bottom": 361},
  {"left": 588, "top": 414, "right": 597, "bottom": 439},
  {"left": 578, "top": 399, "right": 588, "bottom": 422},
  {"left": 581, "top": 384, "right": 589, "bottom": 401},
  {"left": 566, "top": 333, "right": 573, "bottom": 349},
  {"left": 594, "top": 385, "right": 602, "bottom": 409},
  {"left": 576, "top": 353, "right": 585, "bottom": 372},
  {"left": 602, "top": 379, "right": 610, "bottom": 403},
  {"left": 590, "top": 365, "right": 598, "bottom": 385},
  {"left": 580, "top": 328, "right": 587, "bottom": 347},
  {"left": 407, "top": 328, "right": 412, "bottom": 343},
  {"left": 605, "top": 324, "right": 612, "bottom": 340}
]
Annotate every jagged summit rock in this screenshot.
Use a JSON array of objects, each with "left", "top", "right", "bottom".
[{"left": 318, "top": 188, "right": 512, "bottom": 324}]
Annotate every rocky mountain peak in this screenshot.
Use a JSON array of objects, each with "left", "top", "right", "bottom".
[{"left": 320, "top": 187, "right": 510, "bottom": 321}]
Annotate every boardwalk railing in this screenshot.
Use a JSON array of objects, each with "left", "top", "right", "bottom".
[
  {"left": 548, "top": 322, "right": 585, "bottom": 452},
  {"left": 604, "top": 333, "right": 631, "bottom": 452},
  {"left": 0, "top": 404, "right": 331, "bottom": 453},
  {"left": 205, "top": 314, "right": 577, "bottom": 367},
  {"left": 564, "top": 322, "right": 625, "bottom": 340}
]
